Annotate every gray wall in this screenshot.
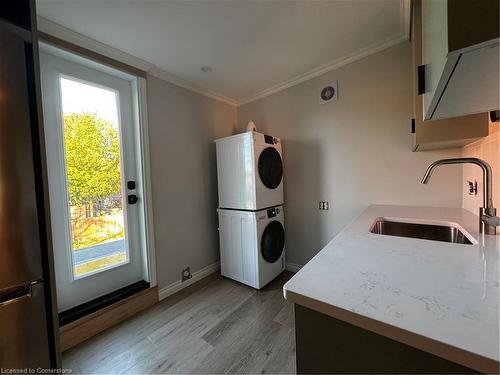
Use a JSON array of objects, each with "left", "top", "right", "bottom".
[
  {"left": 147, "top": 75, "right": 237, "bottom": 289},
  {"left": 237, "top": 42, "right": 463, "bottom": 266},
  {"left": 147, "top": 42, "right": 465, "bottom": 286}
]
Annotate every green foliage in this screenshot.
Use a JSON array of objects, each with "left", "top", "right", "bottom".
[{"left": 63, "top": 113, "right": 121, "bottom": 205}]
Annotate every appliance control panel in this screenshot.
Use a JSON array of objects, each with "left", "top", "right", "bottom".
[
  {"left": 264, "top": 134, "right": 280, "bottom": 145},
  {"left": 267, "top": 207, "right": 281, "bottom": 218}
]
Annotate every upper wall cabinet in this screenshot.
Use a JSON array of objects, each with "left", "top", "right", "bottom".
[
  {"left": 420, "top": 0, "right": 499, "bottom": 120},
  {"left": 412, "top": 0, "right": 490, "bottom": 151}
]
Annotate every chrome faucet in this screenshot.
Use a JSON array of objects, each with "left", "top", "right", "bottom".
[{"left": 421, "top": 157, "right": 499, "bottom": 234}]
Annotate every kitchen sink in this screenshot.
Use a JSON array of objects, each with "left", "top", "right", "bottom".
[{"left": 370, "top": 218, "right": 474, "bottom": 245}]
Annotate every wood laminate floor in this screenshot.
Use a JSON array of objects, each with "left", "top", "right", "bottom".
[{"left": 62, "top": 272, "right": 296, "bottom": 374}]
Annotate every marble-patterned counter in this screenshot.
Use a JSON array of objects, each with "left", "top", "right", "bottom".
[{"left": 284, "top": 205, "right": 499, "bottom": 373}]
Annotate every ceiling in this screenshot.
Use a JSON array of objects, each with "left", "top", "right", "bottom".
[{"left": 36, "top": 0, "right": 409, "bottom": 105}]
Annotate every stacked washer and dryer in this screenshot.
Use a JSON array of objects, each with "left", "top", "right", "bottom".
[{"left": 215, "top": 131, "right": 285, "bottom": 289}]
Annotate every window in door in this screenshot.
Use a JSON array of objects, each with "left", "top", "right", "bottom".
[{"left": 59, "top": 76, "right": 128, "bottom": 279}]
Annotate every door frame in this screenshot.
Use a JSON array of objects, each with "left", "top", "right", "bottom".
[
  {"left": 39, "top": 42, "right": 157, "bottom": 300},
  {"left": 134, "top": 76, "right": 157, "bottom": 288}
]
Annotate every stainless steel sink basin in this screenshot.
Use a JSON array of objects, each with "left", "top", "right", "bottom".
[{"left": 370, "top": 218, "right": 474, "bottom": 245}]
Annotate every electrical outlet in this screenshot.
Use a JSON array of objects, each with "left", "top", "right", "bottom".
[
  {"left": 182, "top": 267, "right": 192, "bottom": 282},
  {"left": 467, "top": 180, "right": 478, "bottom": 196},
  {"left": 319, "top": 201, "right": 329, "bottom": 210}
]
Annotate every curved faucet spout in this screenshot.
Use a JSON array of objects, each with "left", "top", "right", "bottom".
[
  {"left": 421, "top": 158, "right": 493, "bottom": 209},
  {"left": 421, "top": 157, "right": 498, "bottom": 234}
]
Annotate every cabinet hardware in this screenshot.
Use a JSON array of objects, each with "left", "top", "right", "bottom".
[{"left": 417, "top": 65, "right": 426, "bottom": 95}]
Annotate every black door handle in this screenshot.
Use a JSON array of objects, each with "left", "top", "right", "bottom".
[{"left": 128, "top": 195, "right": 138, "bottom": 205}]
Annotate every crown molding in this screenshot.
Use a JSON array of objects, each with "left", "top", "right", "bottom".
[
  {"left": 148, "top": 67, "right": 237, "bottom": 106},
  {"left": 37, "top": 17, "right": 155, "bottom": 72},
  {"left": 236, "top": 0, "right": 411, "bottom": 106},
  {"left": 37, "top": 0, "right": 410, "bottom": 109},
  {"left": 36, "top": 17, "right": 237, "bottom": 106},
  {"left": 236, "top": 33, "right": 408, "bottom": 106}
]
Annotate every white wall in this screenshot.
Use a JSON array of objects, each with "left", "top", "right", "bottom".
[
  {"left": 147, "top": 75, "right": 237, "bottom": 289},
  {"left": 237, "top": 42, "right": 464, "bottom": 266}
]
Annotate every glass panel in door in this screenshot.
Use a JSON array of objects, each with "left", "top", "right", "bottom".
[{"left": 59, "top": 77, "right": 128, "bottom": 279}]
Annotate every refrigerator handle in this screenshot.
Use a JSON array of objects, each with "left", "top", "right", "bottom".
[{"left": 0, "top": 280, "right": 43, "bottom": 307}]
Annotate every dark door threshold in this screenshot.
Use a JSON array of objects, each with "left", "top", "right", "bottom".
[{"left": 59, "top": 280, "right": 150, "bottom": 327}]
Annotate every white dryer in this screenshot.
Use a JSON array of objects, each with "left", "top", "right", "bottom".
[
  {"left": 217, "top": 206, "right": 285, "bottom": 289},
  {"left": 215, "top": 132, "right": 283, "bottom": 210}
]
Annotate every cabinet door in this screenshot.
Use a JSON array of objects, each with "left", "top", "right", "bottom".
[
  {"left": 421, "top": 0, "right": 448, "bottom": 120},
  {"left": 432, "top": 44, "right": 499, "bottom": 120},
  {"left": 411, "top": 0, "right": 490, "bottom": 151}
]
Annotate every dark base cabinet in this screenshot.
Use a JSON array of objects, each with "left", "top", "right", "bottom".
[{"left": 294, "top": 304, "right": 478, "bottom": 374}]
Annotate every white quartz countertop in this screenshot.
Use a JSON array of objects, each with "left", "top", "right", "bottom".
[{"left": 284, "top": 205, "right": 499, "bottom": 373}]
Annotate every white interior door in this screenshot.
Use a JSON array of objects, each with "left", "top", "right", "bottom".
[{"left": 40, "top": 49, "right": 145, "bottom": 312}]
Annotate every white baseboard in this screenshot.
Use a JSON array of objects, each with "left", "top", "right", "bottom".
[
  {"left": 158, "top": 262, "right": 220, "bottom": 301},
  {"left": 285, "top": 262, "right": 303, "bottom": 273}
]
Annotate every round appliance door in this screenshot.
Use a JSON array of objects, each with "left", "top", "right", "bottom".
[
  {"left": 261, "top": 221, "right": 285, "bottom": 263},
  {"left": 258, "top": 147, "right": 283, "bottom": 189}
]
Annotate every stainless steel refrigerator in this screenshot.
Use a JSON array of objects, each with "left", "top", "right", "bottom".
[{"left": 0, "top": 0, "right": 58, "bottom": 368}]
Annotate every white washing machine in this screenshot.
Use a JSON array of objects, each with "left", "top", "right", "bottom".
[
  {"left": 215, "top": 132, "right": 283, "bottom": 210},
  {"left": 217, "top": 206, "right": 285, "bottom": 289}
]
